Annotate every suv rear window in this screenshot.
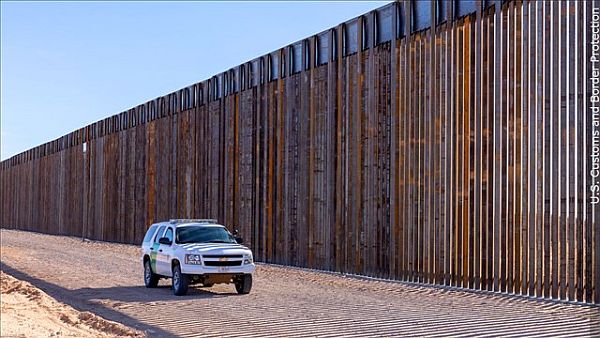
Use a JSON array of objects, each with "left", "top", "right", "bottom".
[{"left": 143, "top": 226, "right": 158, "bottom": 244}]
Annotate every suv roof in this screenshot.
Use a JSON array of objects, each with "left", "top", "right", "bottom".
[
  {"left": 175, "top": 223, "right": 224, "bottom": 228},
  {"left": 169, "top": 219, "right": 217, "bottom": 224},
  {"left": 149, "top": 219, "right": 224, "bottom": 229}
]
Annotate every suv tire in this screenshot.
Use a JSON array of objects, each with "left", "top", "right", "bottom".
[
  {"left": 144, "top": 259, "right": 159, "bottom": 288},
  {"left": 235, "top": 274, "right": 252, "bottom": 294},
  {"left": 172, "top": 263, "right": 189, "bottom": 296}
]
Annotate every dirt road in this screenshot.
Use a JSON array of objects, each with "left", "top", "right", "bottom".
[{"left": 1, "top": 229, "right": 597, "bottom": 337}]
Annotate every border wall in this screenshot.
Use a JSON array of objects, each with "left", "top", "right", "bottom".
[{"left": 1, "top": 0, "right": 599, "bottom": 304}]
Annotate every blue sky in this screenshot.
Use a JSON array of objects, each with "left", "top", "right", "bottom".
[{"left": 1, "top": 1, "right": 387, "bottom": 160}]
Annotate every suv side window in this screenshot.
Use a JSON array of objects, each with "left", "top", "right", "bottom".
[
  {"left": 164, "top": 227, "right": 174, "bottom": 244},
  {"left": 154, "top": 226, "right": 166, "bottom": 243},
  {"left": 143, "top": 225, "right": 158, "bottom": 244}
]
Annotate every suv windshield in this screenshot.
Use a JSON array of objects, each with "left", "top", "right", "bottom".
[{"left": 176, "top": 226, "right": 237, "bottom": 244}]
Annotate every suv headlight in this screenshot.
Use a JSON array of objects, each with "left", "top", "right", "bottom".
[
  {"left": 243, "top": 254, "right": 253, "bottom": 265},
  {"left": 185, "top": 254, "right": 202, "bottom": 265}
]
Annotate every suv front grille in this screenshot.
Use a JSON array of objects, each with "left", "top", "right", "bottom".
[
  {"left": 204, "top": 261, "right": 242, "bottom": 267},
  {"left": 202, "top": 254, "right": 243, "bottom": 259}
]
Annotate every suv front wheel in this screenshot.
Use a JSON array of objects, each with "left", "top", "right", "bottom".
[
  {"left": 235, "top": 274, "right": 252, "bottom": 294},
  {"left": 172, "top": 263, "right": 189, "bottom": 296}
]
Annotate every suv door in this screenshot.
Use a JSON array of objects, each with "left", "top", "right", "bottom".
[
  {"left": 156, "top": 226, "right": 174, "bottom": 277},
  {"left": 150, "top": 225, "right": 166, "bottom": 275}
]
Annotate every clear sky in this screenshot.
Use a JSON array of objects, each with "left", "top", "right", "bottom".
[{"left": 1, "top": 1, "right": 388, "bottom": 160}]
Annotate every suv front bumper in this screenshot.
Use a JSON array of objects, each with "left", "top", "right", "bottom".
[{"left": 181, "top": 263, "right": 255, "bottom": 275}]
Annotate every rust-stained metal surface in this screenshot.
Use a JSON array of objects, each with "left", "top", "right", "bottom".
[{"left": 1, "top": 0, "right": 599, "bottom": 304}]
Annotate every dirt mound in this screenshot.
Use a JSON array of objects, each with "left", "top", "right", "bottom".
[
  {"left": 1, "top": 273, "right": 43, "bottom": 301},
  {"left": 0, "top": 271, "right": 144, "bottom": 337}
]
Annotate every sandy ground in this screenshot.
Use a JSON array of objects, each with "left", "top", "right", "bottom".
[
  {"left": 1, "top": 228, "right": 598, "bottom": 337},
  {"left": 0, "top": 271, "right": 144, "bottom": 337}
]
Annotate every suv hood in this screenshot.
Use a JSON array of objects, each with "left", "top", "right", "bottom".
[{"left": 179, "top": 243, "right": 250, "bottom": 255}]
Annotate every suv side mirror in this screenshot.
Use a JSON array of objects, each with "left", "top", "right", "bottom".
[
  {"left": 158, "top": 237, "right": 172, "bottom": 245},
  {"left": 235, "top": 237, "right": 243, "bottom": 244}
]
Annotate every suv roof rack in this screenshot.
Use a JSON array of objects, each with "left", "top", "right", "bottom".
[{"left": 169, "top": 219, "right": 218, "bottom": 224}]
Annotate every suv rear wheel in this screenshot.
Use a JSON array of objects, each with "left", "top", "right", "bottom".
[
  {"left": 172, "top": 263, "right": 189, "bottom": 296},
  {"left": 144, "top": 259, "right": 159, "bottom": 288},
  {"left": 235, "top": 274, "right": 252, "bottom": 294}
]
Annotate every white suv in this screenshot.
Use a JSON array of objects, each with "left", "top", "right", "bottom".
[{"left": 141, "top": 219, "right": 255, "bottom": 296}]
